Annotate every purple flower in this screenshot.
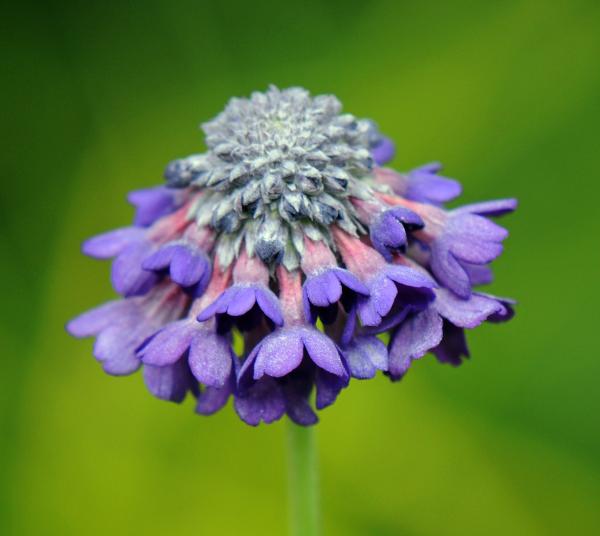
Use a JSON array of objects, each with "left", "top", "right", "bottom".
[
  {"left": 197, "top": 284, "right": 283, "bottom": 333},
  {"left": 231, "top": 267, "right": 350, "bottom": 426},
  {"left": 197, "top": 250, "right": 283, "bottom": 332},
  {"left": 344, "top": 336, "right": 388, "bottom": 379},
  {"left": 371, "top": 136, "right": 395, "bottom": 166},
  {"left": 370, "top": 206, "right": 424, "bottom": 260},
  {"left": 69, "top": 86, "right": 516, "bottom": 426},
  {"left": 138, "top": 317, "right": 234, "bottom": 400},
  {"left": 143, "top": 242, "right": 212, "bottom": 292},
  {"left": 138, "top": 269, "right": 236, "bottom": 399},
  {"left": 356, "top": 265, "right": 436, "bottom": 330},
  {"left": 404, "top": 163, "right": 462, "bottom": 205},
  {"left": 388, "top": 288, "right": 515, "bottom": 378},
  {"left": 82, "top": 226, "right": 146, "bottom": 259},
  {"left": 426, "top": 201, "right": 515, "bottom": 298},
  {"left": 67, "top": 283, "right": 188, "bottom": 375},
  {"left": 302, "top": 268, "right": 368, "bottom": 325},
  {"left": 236, "top": 338, "right": 349, "bottom": 426},
  {"left": 128, "top": 186, "right": 181, "bottom": 227},
  {"left": 143, "top": 359, "right": 198, "bottom": 403},
  {"left": 374, "top": 163, "right": 462, "bottom": 205},
  {"left": 82, "top": 226, "right": 159, "bottom": 297},
  {"left": 241, "top": 326, "right": 347, "bottom": 380},
  {"left": 333, "top": 228, "right": 436, "bottom": 331}
]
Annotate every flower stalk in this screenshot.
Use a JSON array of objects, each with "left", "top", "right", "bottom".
[{"left": 287, "top": 420, "right": 319, "bottom": 536}]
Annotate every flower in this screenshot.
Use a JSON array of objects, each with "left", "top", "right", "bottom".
[
  {"left": 68, "top": 86, "right": 517, "bottom": 426},
  {"left": 387, "top": 282, "right": 515, "bottom": 378},
  {"left": 127, "top": 185, "right": 183, "bottom": 227}
]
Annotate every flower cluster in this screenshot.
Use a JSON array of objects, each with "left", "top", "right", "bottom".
[{"left": 68, "top": 86, "right": 516, "bottom": 426}]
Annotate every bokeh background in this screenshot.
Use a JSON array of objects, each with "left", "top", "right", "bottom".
[{"left": 2, "top": 0, "right": 599, "bottom": 534}]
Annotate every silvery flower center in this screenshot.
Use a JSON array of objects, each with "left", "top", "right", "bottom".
[{"left": 165, "top": 86, "right": 384, "bottom": 269}]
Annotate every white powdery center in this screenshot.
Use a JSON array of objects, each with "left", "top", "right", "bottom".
[{"left": 164, "top": 86, "right": 385, "bottom": 270}]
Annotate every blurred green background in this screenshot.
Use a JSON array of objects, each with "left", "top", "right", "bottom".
[{"left": 2, "top": 0, "right": 599, "bottom": 534}]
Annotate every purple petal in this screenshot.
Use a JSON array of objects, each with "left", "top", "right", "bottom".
[
  {"left": 301, "top": 329, "right": 347, "bottom": 377},
  {"left": 66, "top": 300, "right": 128, "bottom": 338},
  {"left": 143, "top": 360, "right": 194, "bottom": 402},
  {"left": 196, "top": 292, "right": 227, "bottom": 322},
  {"left": 188, "top": 331, "right": 233, "bottom": 387},
  {"left": 302, "top": 289, "right": 316, "bottom": 324},
  {"left": 253, "top": 330, "right": 304, "bottom": 379},
  {"left": 415, "top": 162, "right": 443, "bottom": 174},
  {"left": 138, "top": 320, "right": 197, "bottom": 366},
  {"left": 302, "top": 268, "right": 368, "bottom": 325},
  {"left": 142, "top": 244, "right": 179, "bottom": 271},
  {"left": 237, "top": 342, "right": 262, "bottom": 386},
  {"left": 255, "top": 287, "right": 284, "bottom": 326},
  {"left": 462, "top": 262, "right": 494, "bottom": 286},
  {"left": 128, "top": 186, "right": 179, "bottom": 227},
  {"left": 371, "top": 137, "right": 395, "bottom": 166},
  {"left": 93, "top": 324, "right": 143, "bottom": 375},
  {"left": 453, "top": 198, "right": 517, "bottom": 218},
  {"left": 170, "top": 246, "right": 210, "bottom": 287},
  {"left": 283, "top": 381, "right": 318, "bottom": 426},
  {"left": 226, "top": 286, "right": 257, "bottom": 316},
  {"left": 388, "top": 308, "right": 443, "bottom": 378},
  {"left": 449, "top": 213, "right": 508, "bottom": 243},
  {"left": 344, "top": 336, "right": 388, "bottom": 379},
  {"left": 304, "top": 272, "right": 342, "bottom": 307},
  {"left": 430, "top": 240, "right": 471, "bottom": 298},
  {"left": 371, "top": 207, "right": 424, "bottom": 260},
  {"left": 477, "top": 293, "right": 516, "bottom": 323},
  {"left": 196, "top": 384, "right": 232, "bottom": 415},
  {"left": 82, "top": 227, "right": 145, "bottom": 259},
  {"left": 433, "top": 288, "right": 504, "bottom": 328},
  {"left": 358, "top": 265, "right": 435, "bottom": 327},
  {"left": 386, "top": 265, "right": 436, "bottom": 289},
  {"left": 234, "top": 378, "right": 286, "bottom": 426},
  {"left": 286, "top": 400, "right": 318, "bottom": 425},
  {"left": 198, "top": 285, "right": 283, "bottom": 328},
  {"left": 315, "top": 369, "right": 348, "bottom": 410},
  {"left": 433, "top": 323, "right": 469, "bottom": 366},
  {"left": 111, "top": 241, "right": 159, "bottom": 297},
  {"left": 370, "top": 213, "right": 407, "bottom": 261},
  {"left": 340, "top": 304, "right": 358, "bottom": 347},
  {"left": 358, "top": 273, "right": 398, "bottom": 326},
  {"left": 334, "top": 269, "right": 369, "bottom": 295},
  {"left": 406, "top": 164, "right": 462, "bottom": 204},
  {"left": 450, "top": 237, "right": 503, "bottom": 265}
]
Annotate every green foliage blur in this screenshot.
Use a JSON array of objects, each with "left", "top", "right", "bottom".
[{"left": 2, "top": 0, "right": 599, "bottom": 534}]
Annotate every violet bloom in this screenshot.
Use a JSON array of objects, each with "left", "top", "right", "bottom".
[
  {"left": 333, "top": 227, "right": 436, "bottom": 332},
  {"left": 128, "top": 185, "right": 182, "bottom": 227},
  {"left": 142, "top": 224, "right": 214, "bottom": 295},
  {"left": 82, "top": 202, "right": 198, "bottom": 297},
  {"left": 374, "top": 163, "right": 462, "bottom": 205},
  {"left": 370, "top": 136, "right": 395, "bottom": 166},
  {"left": 351, "top": 197, "right": 424, "bottom": 261},
  {"left": 422, "top": 200, "right": 516, "bottom": 298},
  {"left": 369, "top": 206, "right": 424, "bottom": 260},
  {"left": 343, "top": 335, "right": 389, "bottom": 379},
  {"left": 388, "top": 286, "right": 515, "bottom": 379},
  {"left": 67, "top": 282, "right": 189, "bottom": 376},
  {"left": 301, "top": 237, "right": 368, "bottom": 325},
  {"left": 197, "top": 250, "right": 283, "bottom": 333},
  {"left": 69, "top": 86, "right": 516, "bottom": 426},
  {"left": 236, "top": 268, "right": 349, "bottom": 426},
  {"left": 137, "top": 266, "right": 234, "bottom": 401}
]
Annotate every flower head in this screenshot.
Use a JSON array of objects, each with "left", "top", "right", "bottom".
[{"left": 69, "top": 86, "right": 516, "bottom": 425}]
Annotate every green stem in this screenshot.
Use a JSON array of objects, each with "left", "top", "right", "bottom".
[{"left": 286, "top": 420, "right": 320, "bottom": 536}]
